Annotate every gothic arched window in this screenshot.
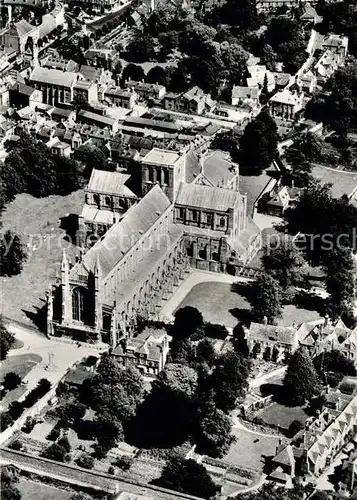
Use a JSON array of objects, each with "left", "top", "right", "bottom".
[{"left": 72, "top": 287, "right": 85, "bottom": 322}]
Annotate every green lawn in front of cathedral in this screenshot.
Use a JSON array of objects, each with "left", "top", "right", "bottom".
[
  {"left": 0, "top": 190, "right": 84, "bottom": 328},
  {"left": 175, "top": 282, "right": 323, "bottom": 329}
]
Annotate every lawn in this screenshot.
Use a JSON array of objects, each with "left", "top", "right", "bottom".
[
  {"left": 0, "top": 190, "right": 84, "bottom": 327},
  {"left": 18, "top": 478, "right": 72, "bottom": 500},
  {"left": 255, "top": 402, "right": 309, "bottom": 430},
  {"left": 225, "top": 426, "right": 280, "bottom": 471},
  {"left": 175, "top": 282, "right": 322, "bottom": 329},
  {"left": 0, "top": 354, "right": 42, "bottom": 410}
]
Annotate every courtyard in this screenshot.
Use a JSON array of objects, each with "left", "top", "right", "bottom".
[
  {"left": 167, "top": 279, "right": 323, "bottom": 329},
  {"left": 0, "top": 190, "right": 84, "bottom": 327}
]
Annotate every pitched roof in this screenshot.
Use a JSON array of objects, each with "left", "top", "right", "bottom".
[
  {"left": 14, "top": 20, "right": 36, "bottom": 37},
  {"left": 75, "top": 185, "right": 171, "bottom": 277},
  {"left": 232, "top": 85, "right": 259, "bottom": 100},
  {"left": 175, "top": 182, "right": 240, "bottom": 212},
  {"left": 30, "top": 66, "right": 79, "bottom": 88},
  {"left": 87, "top": 169, "right": 137, "bottom": 198},
  {"left": 248, "top": 322, "right": 297, "bottom": 345}
]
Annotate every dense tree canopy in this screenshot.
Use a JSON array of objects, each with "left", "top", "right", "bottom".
[
  {"left": 0, "top": 317, "right": 15, "bottom": 360},
  {"left": 210, "top": 352, "right": 251, "bottom": 412},
  {"left": 155, "top": 456, "right": 219, "bottom": 499},
  {"left": 284, "top": 348, "right": 321, "bottom": 405},
  {"left": 262, "top": 238, "right": 305, "bottom": 289},
  {"left": 195, "top": 402, "right": 234, "bottom": 457},
  {"left": 251, "top": 273, "right": 283, "bottom": 324},
  {"left": 285, "top": 182, "right": 357, "bottom": 263},
  {"left": 1, "top": 131, "right": 82, "bottom": 202},
  {"left": 306, "top": 64, "right": 357, "bottom": 133},
  {"left": 0, "top": 230, "right": 27, "bottom": 277},
  {"left": 239, "top": 111, "right": 279, "bottom": 173}
]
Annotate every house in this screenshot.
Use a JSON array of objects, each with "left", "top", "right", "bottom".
[
  {"left": 269, "top": 89, "right": 303, "bottom": 121},
  {"left": 46, "top": 136, "right": 72, "bottom": 158},
  {"left": 63, "top": 356, "right": 98, "bottom": 388},
  {"left": 273, "top": 73, "right": 293, "bottom": 91},
  {"left": 244, "top": 322, "right": 299, "bottom": 361},
  {"left": 111, "top": 327, "right": 172, "bottom": 376},
  {"left": 125, "top": 80, "right": 166, "bottom": 101},
  {"left": 9, "top": 81, "right": 42, "bottom": 110},
  {"left": 73, "top": 79, "right": 98, "bottom": 104},
  {"left": 322, "top": 34, "right": 349, "bottom": 58},
  {"left": 102, "top": 86, "right": 136, "bottom": 109},
  {"left": 77, "top": 109, "right": 119, "bottom": 133},
  {"left": 299, "top": 71, "right": 317, "bottom": 94},
  {"left": 84, "top": 47, "right": 121, "bottom": 72},
  {"left": 269, "top": 378, "right": 357, "bottom": 483},
  {"left": 41, "top": 55, "right": 79, "bottom": 73},
  {"left": 175, "top": 86, "right": 210, "bottom": 115},
  {"left": 231, "top": 85, "right": 260, "bottom": 109}
]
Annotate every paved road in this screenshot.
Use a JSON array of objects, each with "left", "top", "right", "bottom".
[{"left": 0, "top": 448, "right": 203, "bottom": 500}]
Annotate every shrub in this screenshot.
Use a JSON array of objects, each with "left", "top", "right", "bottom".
[
  {"left": 108, "top": 466, "right": 115, "bottom": 475},
  {"left": 47, "top": 426, "right": 61, "bottom": 441},
  {"left": 57, "top": 436, "right": 71, "bottom": 453},
  {"left": 8, "top": 401, "right": 24, "bottom": 419},
  {"left": 76, "top": 453, "right": 94, "bottom": 470},
  {"left": 9, "top": 439, "right": 22, "bottom": 450},
  {"left": 204, "top": 322, "right": 229, "bottom": 340},
  {"left": 0, "top": 412, "right": 14, "bottom": 431},
  {"left": 42, "top": 442, "right": 70, "bottom": 462},
  {"left": 3, "top": 372, "right": 22, "bottom": 390},
  {"left": 23, "top": 378, "right": 51, "bottom": 408},
  {"left": 21, "top": 416, "right": 36, "bottom": 434},
  {"left": 115, "top": 455, "right": 133, "bottom": 471}
]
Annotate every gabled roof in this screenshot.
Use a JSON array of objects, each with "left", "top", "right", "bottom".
[
  {"left": 175, "top": 182, "right": 240, "bottom": 212},
  {"left": 248, "top": 322, "right": 297, "bottom": 346},
  {"left": 273, "top": 445, "right": 295, "bottom": 467},
  {"left": 73, "top": 185, "right": 171, "bottom": 277},
  {"left": 30, "top": 66, "right": 79, "bottom": 88}
]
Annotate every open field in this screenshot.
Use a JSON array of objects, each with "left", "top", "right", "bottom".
[
  {"left": 0, "top": 190, "right": 84, "bottom": 327},
  {"left": 175, "top": 281, "right": 322, "bottom": 329},
  {"left": 225, "top": 426, "right": 280, "bottom": 471}
]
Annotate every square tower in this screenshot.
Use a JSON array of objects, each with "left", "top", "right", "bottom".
[{"left": 140, "top": 148, "right": 186, "bottom": 202}]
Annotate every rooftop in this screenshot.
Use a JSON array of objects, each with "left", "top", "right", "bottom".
[
  {"left": 142, "top": 147, "right": 181, "bottom": 166},
  {"left": 30, "top": 66, "right": 79, "bottom": 88},
  {"left": 175, "top": 182, "right": 240, "bottom": 212},
  {"left": 248, "top": 322, "right": 297, "bottom": 346},
  {"left": 87, "top": 169, "right": 137, "bottom": 198}
]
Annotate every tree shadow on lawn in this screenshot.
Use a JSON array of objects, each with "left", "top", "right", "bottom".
[
  {"left": 293, "top": 290, "right": 326, "bottom": 315},
  {"left": 22, "top": 300, "right": 47, "bottom": 332},
  {"left": 229, "top": 307, "right": 252, "bottom": 324},
  {"left": 59, "top": 213, "right": 79, "bottom": 243},
  {"left": 260, "top": 382, "right": 298, "bottom": 407}
]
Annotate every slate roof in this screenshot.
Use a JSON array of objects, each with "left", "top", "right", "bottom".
[{"left": 175, "top": 182, "right": 240, "bottom": 212}]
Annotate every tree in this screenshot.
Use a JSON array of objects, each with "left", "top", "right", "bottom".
[
  {"left": 323, "top": 248, "right": 355, "bottom": 321},
  {"left": 125, "top": 31, "right": 156, "bottom": 63},
  {"left": 263, "top": 346, "right": 271, "bottom": 362},
  {"left": 121, "top": 63, "right": 145, "bottom": 83},
  {"left": 76, "top": 453, "right": 94, "bottom": 469},
  {"left": 0, "top": 318, "right": 15, "bottom": 360},
  {"left": 154, "top": 363, "right": 198, "bottom": 398},
  {"left": 233, "top": 324, "right": 249, "bottom": 357},
  {"left": 288, "top": 419, "right": 304, "bottom": 437},
  {"left": 42, "top": 442, "right": 70, "bottom": 462},
  {"left": 57, "top": 402, "right": 86, "bottom": 428},
  {"left": 195, "top": 339, "right": 216, "bottom": 367},
  {"left": 1, "top": 466, "right": 22, "bottom": 500},
  {"left": 210, "top": 352, "right": 251, "bottom": 412},
  {"left": 154, "top": 457, "right": 219, "bottom": 499},
  {"left": 284, "top": 348, "right": 320, "bottom": 405},
  {"left": 146, "top": 66, "right": 168, "bottom": 87},
  {"left": 173, "top": 306, "right": 204, "bottom": 340},
  {"left": 75, "top": 145, "right": 108, "bottom": 177},
  {"left": 0, "top": 230, "right": 27, "bottom": 277},
  {"left": 251, "top": 274, "right": 283, "bottom": 324},
  {"left": 314, "top": 349, "right": 356, "bottom": 377},
  {"left": 252, "top": 343, "right": 261, "bottom": 359},
  {"left": 239, "top": 111, "right": 278, "bottom": 173},
  {"left": 4, "top": 372, "right": 21, "bottom": 391},
  {"left": 195, "top": 403, "right": 234, "bottom": 457},
  {"left": 218, "top": 0, "right": 259, "bottom": 32},
  {"left": 262, "top": 238, "right": 305, "bottom": 289}
]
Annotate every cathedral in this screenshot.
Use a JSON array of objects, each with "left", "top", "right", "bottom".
[{"left": 47, "top": 146, "right": 261, "bottom": 345}]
